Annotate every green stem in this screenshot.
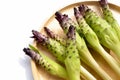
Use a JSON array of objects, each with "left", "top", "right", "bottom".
[
  {"left": 74, "top": 7, "right": 120, "bottom": 75},
  {"left": 95, "top": 45, "right": 120, "bottom": 75},
  {"left": 64, "top": 25, "right": 80, "bottom": 80},
  {"left": 99, "top": 0, "right": 120, "bottom": 41},
  {"left": 24, "top": 45, "right": 68, "bottom": 79},
  {"left": 79, "top": 4, "right": 120, "bottom": 62},
  {"left": 31, "top": 30, "right": 66, "bottom": 63},
  {"left": 80, "top": 66, "right": 96, "bottom": 80},
  {"left": 112, "top": 44, "right": 120, "bottom": 61},
  {"left": 76, "top": 37, "right": 112, "bottom": 80},
  {"left": 55, "top": 12, "right": 112, "bottom": 80},
  {"left": 44, "top": 26, "right": 96, "bottom": 80}
]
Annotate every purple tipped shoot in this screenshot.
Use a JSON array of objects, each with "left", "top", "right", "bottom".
[
  {"left": 67, "top": 25, "right": 76, "bottom": 40},
  {"left": 31, "top": 30, "right": 49, "bottom": 44}
]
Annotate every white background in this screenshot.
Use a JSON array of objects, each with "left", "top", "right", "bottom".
[{"left": 0, "top": 0, "right": 120, "bottom": 80}]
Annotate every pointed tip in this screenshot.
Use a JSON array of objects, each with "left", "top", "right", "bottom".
[
  {"left": 44, "top": 27, "right": 47, "bottom": 30},
  {"left": 23, "top": 48, "right": 28, "bottom": 52},
  {"left": 23, "top": 47, "right": 39, "bottom": 61},
  {"left": 74, "top": 7, "right": 82, "bottom": 19},
  {"left": 74, "top": 7, "right": 77, "bottom": 13},
  {"left": 67, "top": 25, "right": 75, "bottom": 39},
  {"left": 31, "top": 30, "right": 39, "bottom": 39},
  {"left": 31, "top": 30, "right": 49, "bottom": 44},
  {"left": 32, "top": 30, "right": 39, "bottom": 36},
  {"left": 55, "top": 11, "right": 69, "bottom": 24},
  {"left": 44, "top": 27, "right": 50, "bottom": 34},
  {"left": 23, "top": 48, "right": 31, "bottom": 56},
  {"left": 44, "top": 27, "right": 55, "bottom": 39},
  {"left": 55, "top": 11, "right": 62, "bottom": 17},
  {"left": 78, "top": 4, "right": 89, "bottom": 16},
  {"left": 74, "top": 7, "right": 78, "bottom": 15},
  {"left": 55, "top": 11, "right": 63, "bottom": 23},
  {"left": 32, "top": 30, "right": 38, "bottom": 35},
  {"left": 32, "top": 30, "right": 35, "bottom": 32},
  {"left": 99, "top": 0, "right": 108, "bottom": 7},
  {"left": 44, "top": 27, "right": 48, "bottom": 34}
]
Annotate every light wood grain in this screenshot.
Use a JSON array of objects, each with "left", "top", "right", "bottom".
[{"left": 31, "top": 1, "right": 120, "bottom": 80}]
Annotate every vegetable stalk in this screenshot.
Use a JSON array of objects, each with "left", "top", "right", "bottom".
[
  {"left": 44, "top": 27, "right": 66, "bottom": 46},
  {"left": 44, "top": 26, "right": 96, "bottom": 80},
  {"left": 79, "top": 4, "right": 120, "bottom": 61},
  {"left": 32, "top": 30, "right": 66, "bottom": 63},
  {"left": 74, "top": 7, "right": 120, "bottom": 75},
  {"left": 64, "top": 25, "right": 80, "bottom": 80},
  {"left": 99, "top": 0, "right": 120, "bottom": 41},
  {"left": 23, "top": 45, "right": 67, "bottom": 79},
  {"left": 55, "top": 12, "right": 112, "bottom": 80}
]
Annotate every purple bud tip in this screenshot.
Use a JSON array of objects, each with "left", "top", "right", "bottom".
[
  {"left": 23, "top": 48, "right": 33, "bottom": 58},
  {"left": 67, "top": 25, "right": 75, "bottom": 39},
  {"left": 23, "top": 48, "right": 39, "bottom": 61},
  {"left": 32, "top": 30, "right": 39, "bottom": 39},
  {"left": 31, "top": 30, "right": 48, "bottom": 43},
  {"left": 55, "top": 11, "right": 69, "bottom": 24},
  {"left": 44, "top": 27, "right": 55, "bottom": 39},
  {"left": 78, "top": 4, "right": 89, "bottom": 16},
  {"left": 99, "top": 0, "right": 108, "bottom": 7},
  {"left": 44, "top": 27, "right": 49, "bottom": 33},
  {"left": 55, "top": 12, "right": 63, "bottom": 23},
  {"left": 74, "top": 7, "right": 82, "bottom": 19}
]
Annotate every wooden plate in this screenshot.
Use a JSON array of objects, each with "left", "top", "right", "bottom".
[{"left": 30, "top": 1, "right": 120, "bottom": 80}]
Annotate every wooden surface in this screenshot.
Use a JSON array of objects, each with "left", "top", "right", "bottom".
[{"left": 30, "top": 1, "right": 120, "bottom": 80}]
